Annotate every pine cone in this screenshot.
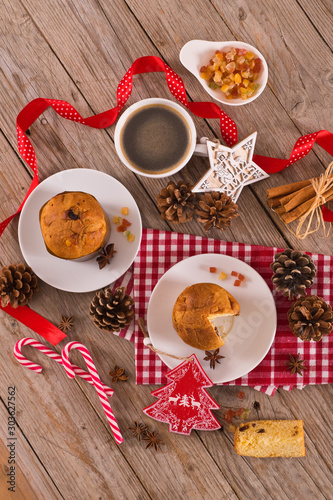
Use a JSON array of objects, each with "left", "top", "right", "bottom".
[
  {"left": 156, "top": 180, "right": 196, "bottom": 224},
  {"left": 271, "top": 249, "right": 316, "bottom": 300},
  {"left": 287, "top": 295, "right": 333, "bottom": 341},
  {"left": 196, "top": 191, "right": 238, "bottom": 231},
  {"left": 90, "top": 286, "right": 134, "bottom": 332},
  {"left": 0, "top": 263, "right": 39, "bottom": 308}
]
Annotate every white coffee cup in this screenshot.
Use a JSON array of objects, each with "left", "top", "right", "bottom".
[{"left": 114, "top": 98, "right": 207, "bottom": 178}]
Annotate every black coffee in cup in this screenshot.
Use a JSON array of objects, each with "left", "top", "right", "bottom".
[{"left": 119, "top": 104, "right": 192, "bottom": 175}]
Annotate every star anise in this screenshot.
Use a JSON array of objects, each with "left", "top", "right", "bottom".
[
  {"left": 127, "top": 421, "right": 148, "bottom": 442},
  {"left": 203, "top": 349, "right": 225, "bottom": 369},
  {"left": 58, "top": 315, "right": 74, "bottom": 333},
  {"left": 285, "top": 353, "right": 307, "bottom": 376},
  {"left": 96, "top": 243, "right": 117, "bottom": 270},
  {"left": 109, "top": 366, "right": 129, "bottom": 382},
  {"left": 143, "top": 430, "right": 164, "bottom": 451}
]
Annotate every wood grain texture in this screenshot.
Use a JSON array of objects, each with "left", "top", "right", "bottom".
[
  {"left": 0, "top": 0, "right": 332, "bottom": 498},
  {"left": 0, "top": 401, "right": 61, "bottom": 500}
]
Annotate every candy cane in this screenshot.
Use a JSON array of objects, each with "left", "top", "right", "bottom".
[
  {"left": 14, "top": 338, "right": 113, "bottom": 396},
  {"left": 62, "top": 341, "right": 123, "bottom": 444}
]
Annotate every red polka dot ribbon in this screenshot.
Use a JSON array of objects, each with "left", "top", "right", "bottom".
[{"left": 1, "top": 55, "right": 333, "bottom": 238}]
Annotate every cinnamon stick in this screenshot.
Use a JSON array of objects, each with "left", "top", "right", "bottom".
[
  {"left": 266, "top": 179, "right": 311, "bottom": 200},
  {"left": 267, "top": 196, "right": 283, "bottom": 208},
  {"left": 280, "top": 184, "right": 316, "bottom": 212},
  {"left": 281, "top": 189, "right": 333, "bottom": 224},
  {"left": 274, "top": 206, "right": 286, "bottom": 216}
]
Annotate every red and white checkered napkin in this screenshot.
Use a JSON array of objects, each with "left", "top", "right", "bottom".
[{"left": 115, "top": 229, "right": 332, "bottom": 395}]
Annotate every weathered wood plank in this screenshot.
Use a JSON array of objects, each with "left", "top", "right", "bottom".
[
  {"left": 0, "top": 401, "right": 62, "bottom": 500},
  {"left": 298, "top": 0, "right": 333, "bottom": 50}
]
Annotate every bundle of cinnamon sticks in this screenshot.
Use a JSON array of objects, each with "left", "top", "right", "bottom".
[{"left": 267, "top": 174, "right": 333, "bottom": 224}]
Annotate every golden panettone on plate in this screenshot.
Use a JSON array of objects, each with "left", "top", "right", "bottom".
[
  {"left": 172, "top": 282, "right": 240, "bottom": 351},
  {"left": 39, "top": 191, "right": 110, "bottom": 260}
]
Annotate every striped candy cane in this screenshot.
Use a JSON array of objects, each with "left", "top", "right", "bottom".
[
  {"left": 14, "top": 338, "right": 113, "bottom": 396},
  {"left": 62, "top": 341, "right": 123, "bottom": 444}
]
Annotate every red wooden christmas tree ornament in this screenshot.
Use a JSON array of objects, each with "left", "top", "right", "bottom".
[{"left": 143, "top": 354, "right": 221, "bottom": 435}]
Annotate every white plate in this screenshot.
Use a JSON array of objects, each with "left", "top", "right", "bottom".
[
  {"left": 18, "top": 169, "right": 142, "bottom": 293},
  {"left": 147, "top": 253, "right": 277, "bottom": 383},
  {"left": 180, "top": 40, "right": 268, "bottom": 106}
]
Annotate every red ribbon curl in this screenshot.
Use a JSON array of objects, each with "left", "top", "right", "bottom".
[{"left": 1, "top": 56, "right": 333, "bottom": 236}]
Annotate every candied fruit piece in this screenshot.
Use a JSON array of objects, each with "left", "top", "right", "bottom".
[
  {"left": 238, "top": 391, "right": 245, "bottom": 399},
  {"left": 209, "top": 82, "right": 220, "bottom": 90},
  {"left": 245, "top": 51, "right": 255, "bottom": 60},
  {"left": 113, "top": 216, "right": 122, "bottom": 224},
  {"left": 254, "top": 58, "right": 261, "bottom": 72},
  {"left": 209, "top": 267, "right": 217, "bottom": 273},
  {"left": 224, "top": 409, "right": 235, "bottom": 423},
  {"left": 240, "top": 409, "right": 250, "bottom": 419},
  {"left": 122, "top": 218, "right": 131, "bottom": 227},
  {"left": 234, "top": 279, "right": 241, "bottom": 286},
  {"left": 231, "top": 271, "right": 238, "bottom": 277},
  {"left": 238, "top": 273, "right": 246, "bottom": 281},
  {"left": 213, "top": 52, "right": 224, "bottom": 63},
  {"left": 213, "top": 70, "right": 223, "bottom": 83},
  {"left": 226, "top": 62, "right": 236, "bottom": 73},
  {"left": 211, "top": 62, "right": 220, "bottom": 71},
  {"left": 117, "top": 225, "right": 127, "bottom": 232},
  {"left": 234, "top": 73, "right": 242, "bottom": 84},
  {"left": 221, "top": 84, "right": 229, "bottom": 93},
  {"left": 219, "top": 271, "right": 228, "bottom": 280},
  {"left": 228, "top": 424, "right": 237, "bottom": 433},
  {"left": 236, "top": 407, "right": 245, "bottom": 417},
  {"left": 200, "top": 65, "right": 207, "bottom": 73},
  {"left": 127, "top": 233, "right": 135, "bottom": 242},
  {"left": 123, "top": 230, "right": 131, "bottom": 237},
  {"left": 242, "top": 78, "right": 250, "bottom": 88},
  {"left": 226, "top": 48, "right": 237, "bottom": 61},
  {"left": 237, "top": 48, "right": 247, "bottom": 55},
  {"left": 121, "top": 207, "right": 129, "bottom": 215},
  {"left": 241, "top": 71, "right": 249, "bottom": 78},
  {"left": 200, "top": 71, "right": 211, "bottom": 81}
]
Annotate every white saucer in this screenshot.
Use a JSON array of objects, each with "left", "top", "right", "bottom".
[
  {"left": 147, "top": 253, "right": 277, "bottom": 383},
  {"left": 18, "top": 169, "right": 142, "bottom": 293}
]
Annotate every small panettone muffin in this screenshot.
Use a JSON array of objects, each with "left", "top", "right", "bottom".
[
  {"left": 172, "top": 283, "right": 240, "bottom": 351},
  {"left": 234, "top": 420, "right": 305, "bottom": 457},
  {"left": 39, "top": 191, "right": 110, "bottom": 260}
]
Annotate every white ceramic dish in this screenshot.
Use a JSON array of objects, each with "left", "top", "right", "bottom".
[
  {"left": 180, "top": 40, "right": 268, "bottom": 106},
  {"left": 147, "top": 253, "right": 277, "bottom": 383},
  {"left": 18, "top": 169, "right": 142, "bottom": 293}
]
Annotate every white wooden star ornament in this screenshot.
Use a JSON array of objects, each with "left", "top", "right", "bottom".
[{"left": 192, "top": 132, "right": 269, "bottom": 202}]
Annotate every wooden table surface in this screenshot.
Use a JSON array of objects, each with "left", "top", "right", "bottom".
[{"left": 1, "top": 0, "right": 332, "bottom": 499}]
